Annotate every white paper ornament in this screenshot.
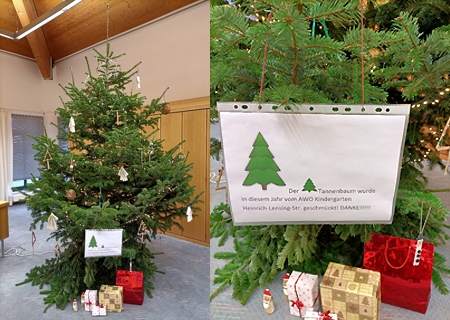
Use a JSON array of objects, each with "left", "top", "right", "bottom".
[
  {"left": 118, "top": 166, "right": 128, "bottom": 181},
  {"left": 69, "top": 116, "right": 76, "bottom": 132},
  {"left": 47, "top": 213, "right": 59, "bottom": 230},
  {"left": 186, "top": 206, "right": 193, "bottom": 223}
]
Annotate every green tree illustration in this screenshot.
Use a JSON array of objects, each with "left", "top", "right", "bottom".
[
  {"left": 88, "top": 235, "right": 98, "bottom": 248},
  {"left": 302, "top": 178, "right": 317, "bottom": 192},
  {"left": 242, "top": 132, "right": 285, "bottom": 190}
]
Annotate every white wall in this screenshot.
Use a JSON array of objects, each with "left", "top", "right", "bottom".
[
  {"left": 0, "top": 0, "right": 209, "bottom": 139},
  {"left": 0, "top": 53, "right": 43, "bottom": 113},
  {"left": 53, "top": 1, "right": 209, "bottom": 105}
]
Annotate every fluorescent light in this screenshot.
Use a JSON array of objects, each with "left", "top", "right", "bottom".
[
  {"left": 15, "top": 11, "right": 66, "bottom": 40},
  {"left": 0, "top": 0, "right": 82, "bottom": 41},
  {"left": 0, "top": 28, "right": 15, "bottom": 40}
]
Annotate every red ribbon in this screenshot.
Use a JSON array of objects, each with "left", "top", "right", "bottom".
[
  {"left": 319, "top": 310, "right": 333, "bottom": 320},
  {"left": 289, "top": 273, "right": 306, "bottom": 316},
  {"left": 99, "top": 304, "right": 104, "bottom": 308}
]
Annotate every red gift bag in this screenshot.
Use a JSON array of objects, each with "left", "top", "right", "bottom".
[
  {"left": 363, "top": 233, "right": 434, "bottom": 314},
  {"left": 116, "top": 270, "right": 144, "bottom": 305}
]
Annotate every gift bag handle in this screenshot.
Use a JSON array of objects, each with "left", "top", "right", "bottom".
[{"left": 384, "top": 238, "right": 411, "bottom": 269}]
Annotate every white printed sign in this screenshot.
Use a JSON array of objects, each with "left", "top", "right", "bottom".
[
  {"left": 219, "top": 103, "right": 410, "bottom": 225},
  {"left": 85, "top": 229, "right": 123, "bottom": 257}
]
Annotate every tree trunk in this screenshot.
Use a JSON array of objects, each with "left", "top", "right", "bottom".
[{"left": 262, "top": 185, "right": 267, "bottom": 190}]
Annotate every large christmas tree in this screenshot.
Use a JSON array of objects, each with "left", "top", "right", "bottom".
[
  {"left": 210, "top": 0, "right": 450, "bottom": 304},
  {"left": 17, "top": 44, "right": 200, "bottom": 311}
]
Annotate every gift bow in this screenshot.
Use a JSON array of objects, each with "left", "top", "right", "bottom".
[
  {"left": 319, "top": 311, "right": 333, "bottom": 320},
  {"left": 290, "top": 299, "right": 305, "bottom": 310},
  {"left": 99, "top": 304, "right": 104, "bottom": 308}
]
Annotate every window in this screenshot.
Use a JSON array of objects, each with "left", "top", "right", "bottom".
[
  {"left": 58, "top": 117, "right": 69, "bottom": 151},
  {"left": 12, "top": 114, "right": 44, "bottom": 188}
]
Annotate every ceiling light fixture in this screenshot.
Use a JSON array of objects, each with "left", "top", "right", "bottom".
[{"left": 0, "top": 0, "right": 82, "bottom": 41}]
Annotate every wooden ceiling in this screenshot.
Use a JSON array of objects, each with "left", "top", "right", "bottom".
[{"left": 0, "top": 0, "right": 200, "bottom": 79}]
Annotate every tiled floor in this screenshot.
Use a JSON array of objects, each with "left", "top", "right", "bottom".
[
  {"left": 0, "top": 203, "right": 210, "bottom": 319},
  {"left": 210, "top": 123, "right": 450, "bottom": 319}
]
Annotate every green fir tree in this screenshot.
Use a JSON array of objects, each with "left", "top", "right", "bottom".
[
  {"left": 302, "top": 178, "right": 317, "bottom": 192},
  {"left": 88, "top": 235, "right": 97, "bottom": 248},
  {"left": 210, "top": 0, "right": 450, "bottom": 306},
  {"left": 16, "top": 44, "right": 200, "bottom": 312},
  {"left": 242, "top": 132, "right": 285, "bottom": 190}
]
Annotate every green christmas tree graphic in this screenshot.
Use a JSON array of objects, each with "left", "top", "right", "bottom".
[
  {"left": 302, "top": 178, "right": 317, "bottom": 192},
  {"left": 88, "top": 235, "right": 98, "bottom": 248},
  {"left": 242, "top": 132, "right": 285, "bottom": 190}
]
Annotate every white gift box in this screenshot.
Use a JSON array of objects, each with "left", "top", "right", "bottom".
[
  {"left": 303, "top": 310, "right": 338, "bottom": 320},
  {"left": 286, "top": 271, "right": 319, "bottom": 317},
  {"left": 84, "top": 289, "right": 98, "bottom": 312},
  {"left": 92, "top": 304, "right": 107, "bottom": 317}
]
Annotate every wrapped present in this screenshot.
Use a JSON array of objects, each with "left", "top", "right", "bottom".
[
  {"left": 99, "top": 285, "right": 123, "bottom": 313},
  {"left": 84, "top": 290, "right": 97, "bottom": 312},
  {"left": 303, "top": 310, "right": 338, "bottom": 320},
  {"left": 116, "top": 269, "right": 144, "bottom": 305},
  {"left": 320, "top": 262, "right": 380, "bottom": 320},
  {"left": 363, "top": 233, "right": 434, "bottom": 313},
  {"left": 92, "top": 304, "right": 107, "bottom": 317},
  {"left": 286, "top": 271, "right": 319, "bottom": 317}
]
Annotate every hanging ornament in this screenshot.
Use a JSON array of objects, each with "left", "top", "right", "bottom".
[
  {"left": 115, "top": 110, "right": 121, "bottom": 125},
  {"left": 136, "top": 68, "right": 141, "bottom": 89},
  {"left": 31, "top": 231, "right": 36, "bottom": 255},
  {"left": 162, "top": 105, "right": 171, "bottom": 114},
  {"left": 70, "top": 159, "right": 75, "bottom": 172},
  {"left": 66, "top": 189, "right": 76, "bottom": 201},
  {"left": 43, "top": 150, "right": 52, "bottom": 169},
  {"left": 47, "top": 213, "right": 59, "bottom": 230},
  {"left": 69, "top": 116, "right": 76, "bottom": 132},
  {"left": 148, "top": 141, "right": 155, "bottom": 161},
  {"left": 186, "top": 206, "right": 193, "bottom": 223},
  {"left": 137, "top": 221, "right": 147, "bottom": 242},
  {"left": 118, "top": 166, "right": 128, "bottom": 181},
  {"left": 179, "top": 146, "right": 185, "bottom": 158},
  {"left": 83, "top": 74, "right": 90, "bottom": 84},
  {"left": 54, "top": 244, "right": 61, "bottom": 257},
  {"left": 98, "top": 187, "right": 103, "bottom": 207}
]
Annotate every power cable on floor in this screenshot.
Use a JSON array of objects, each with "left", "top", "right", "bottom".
[{"left": 3, "top": 246, "right": 53, "bottom": 257}]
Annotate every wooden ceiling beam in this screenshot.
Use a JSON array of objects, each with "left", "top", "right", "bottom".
[{"left": 12, "top": 0, "right": 52, "bottom": 79}]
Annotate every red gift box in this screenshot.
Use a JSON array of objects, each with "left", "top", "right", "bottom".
[
  {"left": 116, "top": 270, "right": 144, "bottom": 305},
  {"left": 363, "top": 233, "right": 434, "bottom": 314}
]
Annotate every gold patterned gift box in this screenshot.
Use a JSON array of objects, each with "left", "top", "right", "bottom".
[
  {"left": 98, "top": 285, "right": 124, "bottom": 313},
  {"left": 320, "top": 262, "right": 381, "bottom": 320}
]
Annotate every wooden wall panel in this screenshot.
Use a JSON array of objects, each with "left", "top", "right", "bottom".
[
  {"left": 160, "top": 112, "right": 183, "bottom": 236},
  {"left": 162, "top": 97, "right": 209, "bottom": 246},
  {"left": 179, "top": 109, "right": 208, "bottom": 242}
]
